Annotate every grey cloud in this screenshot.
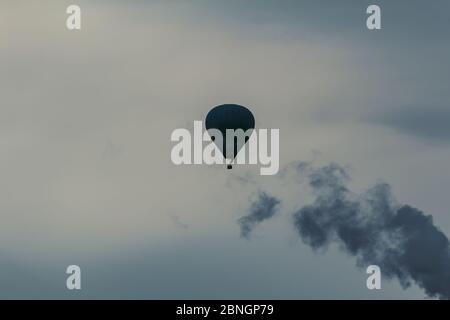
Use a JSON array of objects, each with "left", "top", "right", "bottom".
[
  {"left": 201, "top": 0, "right": 450, "bottom": 43},
  {"left": 247, "top": 162, "right": 450, "bottom": 299},
  {"left": 294, "top": 162, "right": 450, "bottom": 299},
  {"left": 369, "top": 106, "right": 450, "bottom": 143},
  {"left": 238, "top": 192, "right": 280, "bottom": 238}
]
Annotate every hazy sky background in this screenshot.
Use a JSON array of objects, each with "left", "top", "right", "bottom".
[{"left": 1, "top": 0, "right": 450, "bottom": 298}]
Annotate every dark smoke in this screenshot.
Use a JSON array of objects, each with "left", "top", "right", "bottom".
[
  {"left": 238, "top": 192, "right": 280, "bottom": 239},
  {"left": 244, "top": 162, "right": 450, "bottom": 299}
]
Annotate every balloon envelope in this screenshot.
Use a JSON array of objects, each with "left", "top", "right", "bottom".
[{"left": 205, "top": 104, "right": 255, "bottom": 161}]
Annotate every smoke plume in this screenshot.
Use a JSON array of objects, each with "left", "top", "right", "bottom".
[
  {"left": 238, "top": 192, "right": 280, "bottom": 239},
  {"left": 242, "top": 161, "right": 450, "bottom": 299}
]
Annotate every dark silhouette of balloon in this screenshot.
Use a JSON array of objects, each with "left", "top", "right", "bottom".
[{"left": 205, "top": 104, "right": 255, "bottom": 169}]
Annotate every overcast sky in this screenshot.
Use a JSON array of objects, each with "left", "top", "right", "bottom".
[{"left": 1, "top": 0, "right": 450, "bottom": 299}]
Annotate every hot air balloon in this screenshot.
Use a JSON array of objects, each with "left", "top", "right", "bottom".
[{"left": 205, "top": 104, "right": 255, "bottom": 169}]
